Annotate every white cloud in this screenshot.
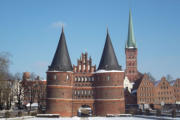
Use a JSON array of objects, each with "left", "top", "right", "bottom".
[{"left": 51, "top": 21, "right": 66, "bottom": 28}]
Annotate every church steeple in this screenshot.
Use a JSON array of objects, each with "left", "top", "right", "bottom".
[
  {"left": 98, "top": 29, "right": 121, "bottom": 70},
  {"left": 125, "top": 9, "right": 139, "bottom": 82},
  {"left": 48, "top": 27, "right": 73, "bottom": 71},
  {"left": 126, "top": 9, "right": 137, "bottom": 48}
]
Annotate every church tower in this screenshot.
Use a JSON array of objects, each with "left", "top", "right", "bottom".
[
  {"left": 125, "top": 10, "right": 139, "bottom": 82},
  {"left": 95, "top": 29, "right": 125, "bottom": 115},
  {"left": 46, "top": 27, "right": 73, "bottom": 116}
]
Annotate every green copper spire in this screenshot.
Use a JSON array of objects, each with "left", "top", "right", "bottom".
[{"left": 126, "top": 9, "right": 137, "bottom": 48}]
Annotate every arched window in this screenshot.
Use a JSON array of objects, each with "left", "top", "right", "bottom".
[
  {"left": 92, "top": 77, "right": 94, "bottom": 81},
  {"left": 78, "top": 77, "right": 81, "bottom": 82},
  {"left": 88, "top": 65, "right": 90, "bottom": 70},
  {"left": 88, "top": 77, "right": 91, "bottom": 81},
  {"left": 83, "top": 65, "right": 85, "bottom": 70},
  {"left": 75, "top": 77, "right": 77, "bottom": 82},
  {"left": 85, "top": 77, "right": 87, "bottom": 82},
  {"left": 82, "top": 77, "right": 84, "bottom": 82},
  {"left": 79, "top": 65, "right": 81, "bottom": 70}
]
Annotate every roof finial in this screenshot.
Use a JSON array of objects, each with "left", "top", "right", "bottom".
[
  {"left": 98, "top": 26, "right": 121, "bottom": 70},
  {"left": 62, "top": 24, "right": 64, "bottom": 33},
  {"left": 106, "top": 25, "right": 109, "bottom": 34}
]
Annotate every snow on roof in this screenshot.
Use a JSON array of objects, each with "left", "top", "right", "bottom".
[
  {"left": 47, "top": 70, "right": 73, "bottom": 73},
  {"left": 131, "top": 89, "right": 137, "bottom": 94},
  {"left": 154, "top": 80, "right": 161, "bottom": 86},
  {"left": 95, "top": 69, "right": 124, "bottom": 74},
  {"left": 169, "top": 80, "right": 176, "bottom": 86},
  {"left": 26, "top": 103, "right": 38, "bottom": 107},
  {"left": 154, "top": 80, "right": 176, "bottom": 86}
]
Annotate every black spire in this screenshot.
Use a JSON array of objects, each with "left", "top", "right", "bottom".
[
  {"left": 48, "top": 27, "right": 73, "bottom": 71},
  {"left": 98, "top": 29, "right": 121, "bottom": 70}
]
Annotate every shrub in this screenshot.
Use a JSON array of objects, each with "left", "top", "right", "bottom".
[
  {"left": 128, "top": 108, "right": 138, "bottom": 115},
  {"left": 137, "top": 109, "right": 143, "bottom": 115},
  {"left": 145, "top": 109, "right": 150, "bottom": 115},
  {"left": 156, "top": 109, "right": 161, "bottom": 116},
  {"left": 4, "top": 111, "right": 11, "bottom": 118},
  {"left": 17, "top": 111, "right": 23, "bottom": 117},
  {"left": 172, "top": 109, "right": 176, "bottom": 118},
  {"left": 31, "top": 111, "right": 37, "bottom": 116}
]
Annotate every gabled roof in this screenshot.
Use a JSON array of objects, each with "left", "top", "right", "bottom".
[
  {"left": 98, "top": 29, "right": 121, "bottom": 70},
  {"left": 126, "top": 9, "right": 137, "bottom": 49},
  {"left": 48, "top": 27, "right": 73, "bottom": 71}
]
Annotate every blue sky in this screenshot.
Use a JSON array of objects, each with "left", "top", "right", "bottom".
[{"left": 0, "top": 0, "right": 180, "bottom": 80}]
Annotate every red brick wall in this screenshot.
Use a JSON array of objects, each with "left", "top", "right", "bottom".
[
  {"left": 94, "top": 72, "right": 125, "bottom": 115},
  {"left": 95, "top": 100, "right": 125, "bottom": 116},
  {"left": 125, "top": 48, "right": 139, "bottom": 82},
  {"left": 137, "top": 74, "right": 155, "bottom": 105},
  {"left": 155, "top": 77, "right": 175, "bottom": 104},
  {"left": 46, "top": 71, "right": 73, "bottom": 116},
  {"left": 46, "top": 99, "right": 72, "bottom": 117},
  {"left": 173, "top": 79, "right": 180, "bottom": 102}
]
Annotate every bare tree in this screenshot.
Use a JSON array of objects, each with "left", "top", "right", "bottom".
[
  {"left": 23, "top": 73, "right": 38, "bottom": 111},
  {"left": 36, "top": 79, "right": 46, "bottom": 112},
  {"left": 166, "top": 74, "right": 173, "bottom": 82},
  {"left": 147, "top": 72, "right": 156, "bottom": 82},
  {"left": 13, "top": 72, "right": 24, "bottom": 109},
  {"left": 0, "top": 52, "right": 12, "bottom": 110}
]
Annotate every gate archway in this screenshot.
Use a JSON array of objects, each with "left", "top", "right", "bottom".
[{"left": 77, "top": 105, "right": 92, "bottom": 117}]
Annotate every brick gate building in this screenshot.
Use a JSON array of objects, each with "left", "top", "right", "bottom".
[{"left": 46, "top": 27, "right": 125, "bottom": 116}]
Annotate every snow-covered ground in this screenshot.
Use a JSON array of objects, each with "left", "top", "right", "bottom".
[
  {"left": 27, "top": 116, "right": 179, "bottom": 120},
  {"left": 28, "top": 117, "right": 143, "bottom": 120},
  {"left": 1, "top": 116, "right": 180, "bottom": 120}
]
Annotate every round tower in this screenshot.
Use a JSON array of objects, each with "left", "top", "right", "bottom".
[
  {"left": 94, "top": 30, "right": 125, "bottom": 116},
  {"left": 46, "top": 27, "right": 73, "bottom": 117}
]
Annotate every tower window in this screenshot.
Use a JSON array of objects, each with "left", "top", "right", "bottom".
[
  {"left": 107, "top": 76, "right": 110, "bottom": 81},
  {"left": 66, "top": 75, "right": 69, "bottom": 80},
  {"left": 53, "top": 74, "right": 57, "bottom": 80}
]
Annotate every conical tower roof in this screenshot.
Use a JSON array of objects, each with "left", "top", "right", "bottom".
[
  {"left": 48, "top": 27, "right": 73, "bottom": 71},
  {"left": 98, "top": 29, "right": 121, "bottom": 70},
  {"left": 126, "top": 10, "right": 137, "bottom": 48}
]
